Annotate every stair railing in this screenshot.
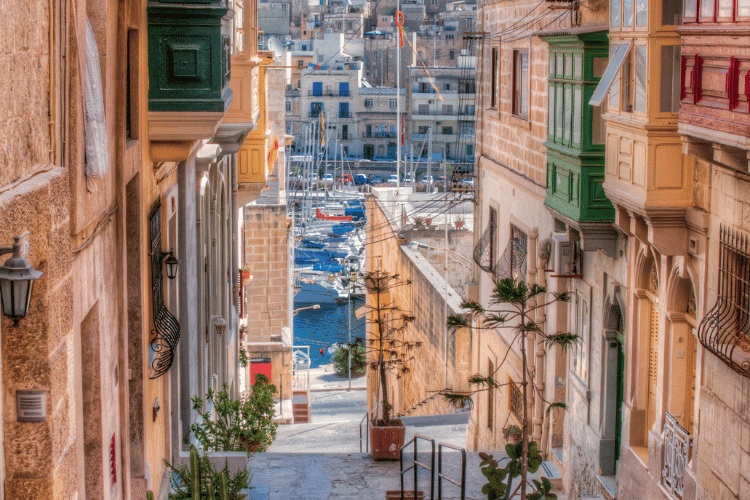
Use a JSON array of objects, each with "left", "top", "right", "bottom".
[
  {"left": 437, "top": 442, "right": 466, "bottom": 500},
  {"left": 400, "top": 435, "right": 436, "bottom": 500}
]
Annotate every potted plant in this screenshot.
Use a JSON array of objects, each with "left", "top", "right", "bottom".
[
  {"left": 332, "top": 342, "right": 367, "bottom": 378},
  {"left": 502, "top": 424, "right": 522, "bottom": 444},
  {"left": 189, "top": 374, "right": 278, "bottom": 456},
  {"left": 359, "top": 270, "right": 418, "bottom": 460}
]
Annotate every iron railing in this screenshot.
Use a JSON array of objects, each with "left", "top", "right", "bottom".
[
  {"left": 662, "top": 412, "right": 691, "bottom": 499},
  {"left": 697, "top": 224, "right": 750, "bottom": 377},
  {"left": 493, "top": 233, "right": 527, "bottom": 284},
  {"left": 400, "top": 435, "right": 436, "bottom": 500},
  {"left": 473, "top": 223, "right": 495, "bottom": 274},
  {"left": 437, "top": 443, "right": 466, "bottom": 500}
]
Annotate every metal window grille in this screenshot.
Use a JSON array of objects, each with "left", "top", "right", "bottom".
[
  {"left": 473, "top": 221, "right": 496, "bottom": 274},
  {"left": 697, "top": 224, "right": 750, "bottom": 377},
  {"left": 149, "top": 201, "right": 181, "bottom": 379},
  {"left": 508, "top": 378, "right": 523, "bottom": 423},
  {"left": 662, "top": 412, "right": 691, "bottom": 499},
  {"left": 493, "top": 226, "right": 527, "bottom": 283}
]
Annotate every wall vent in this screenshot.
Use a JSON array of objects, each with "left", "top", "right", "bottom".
[{"left": 16, "top": 390, "right": 45, "bottom": 422}]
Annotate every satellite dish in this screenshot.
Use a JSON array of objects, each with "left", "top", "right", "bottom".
[{"left": 268, "top": 37, "right": 285, "bottom": 60}]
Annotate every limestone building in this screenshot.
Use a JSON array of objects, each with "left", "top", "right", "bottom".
[{"left": 0, "top": 0, "right": 286, "bottom": 497}]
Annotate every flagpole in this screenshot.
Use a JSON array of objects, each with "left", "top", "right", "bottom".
[{"left": 396, "top": 8, "right": 401, "bottom": 191}]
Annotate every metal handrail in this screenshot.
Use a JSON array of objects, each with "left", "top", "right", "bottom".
[
  {"left": 359, "top": 402, "right": 383, "bottom": 453},
  {"left": 400, "top": 435, "right": 435, "bottom": 500},
  {"left": 437, "top": 442, "right": 466, "bottom": 500}
]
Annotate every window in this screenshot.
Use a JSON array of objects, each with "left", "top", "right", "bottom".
[
  {"left": 571, "top": 289, "right": 590, "bottom": 381},
  {"left": 449, "top": 50, "right": 455, "bottom": 60},
  {"left": 126, "top": 29, "right": 139, "bottom": 141},
  {"left": 442, "top": 104, "right": 453, "bottom": 115},
  {"left": 590, "top": 42, "right": 632, "bottom": 107},
  {"left": 509, "top": 377, "right": 523, "bottom": 423},
  {"left": 612, "top": 0, "right": 621, "bottom": 26},
  {"left": 341, "top": 124, "right": 348, "bottom": 140},
  {"left": 418, "top": 50, "right": 424, "bottom": 61},
  {"left": 418, "top": 125, "right": 429, "bottom": 134},
  {"left": 310, "top": 102, "right": 323, "bottom": 117},
  {"left": 339, "top": 102, "right": 349, "bottom": 118},
  {"left": 663, "top": 0, "right": 683, "bottom": 24},
  {"left": 389, "top": 98, "right": 397, "bottom": 109},
  {"left": 318, "top": 55, "right": 324, "bottom": 63},
  {"left": 634, "top": 45, "right": 647, "bottom": 113},
  {"left": 512, "top": 50, "right": 529, "bottom": 118},
  {"left": 467, "top": 144, "right": 474, "bottom": 156},
  {"left": 285, "top": 100, "right": 292, "bottom": 112},
  {"left": 364, "top": 98, "right": 373, "bottom": 108},
  {"left": 660, "top": 46, "right": 681, "bottom": 113},
  {"left": 418, "top": 104, "right": 429, "bottom": 114},
  {"left": 636, "top": 0, "right": 648, "bottom": 26},
  {"left": 624, "top": 0, "right": 633, "bottom": 26},
  {"left": 444, "top": 83, "right": 451, "bottom": 91},
  {"left": 442, "top": 126, "right": 453, "bottom": 135},
  {"left": 446, "top": 34, "right": 454, "bottom": 40},
  {"left": 339, "top": 82, "right": 349, "bottom": 96},
  {"left": 490, "top": 47, "right": 499, "bottom": 108},
  {"left": 622, "top": 51, "right": 634, "bottom": 112},
  {"left": 684, "top": 0, "right": 697, "bottom": 19},
  {"left": 365, "top": 124, "right": 372, "bottom": 137},
  {"left": 312, "top": 81, "right": 322, "bottom": 96},
  {"left": 435, "top": 49, "right": 440, "bottom": 59}
]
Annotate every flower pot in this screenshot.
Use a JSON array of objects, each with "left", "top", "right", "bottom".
[
  {"left": 239, "top": 436, "right": 263, "bottom": 453},
  {"left": 454, "top": 220, "right": 464, "bottom": 229},
  {"left": 369, "top": 418, "right": 405, "bottom": 461},
  {"left": 386, "top": 491, "right": 424, "bottom": 500}
]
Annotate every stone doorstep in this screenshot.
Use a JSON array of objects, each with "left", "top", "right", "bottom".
[{"left": 539, "top": 460, "right": 563, "bottom": 491}]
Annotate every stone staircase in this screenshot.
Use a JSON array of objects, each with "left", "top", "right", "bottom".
[{"left": 292, "top": 390, "right": 311, "bottom": 423}]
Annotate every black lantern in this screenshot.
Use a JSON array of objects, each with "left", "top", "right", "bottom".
[
  {"left": 0, "top": 237, "right": 43, "bottom": 326},
  {"left": 162, "top": 251, "right": 179, "bottom": 280}
]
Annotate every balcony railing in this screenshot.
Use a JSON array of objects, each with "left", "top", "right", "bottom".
[
  {"left": 362, "top": 132, "right": 396, "bottom": 138},
  {"left": 309, "top": 91, "right": 351, "bottom": 97},
  {"left": 662, "top": 412, "right": 691, "bottom": 499},
  {"left": 473, "top": 223, "right": 495, "bottom": 274},
  {"left": 697, "top": 224, "right": 750, "bottom": 377}
]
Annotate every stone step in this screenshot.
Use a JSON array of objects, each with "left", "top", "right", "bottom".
[{"left": 539, "top": 460, "right": 563, "bottom": 491}]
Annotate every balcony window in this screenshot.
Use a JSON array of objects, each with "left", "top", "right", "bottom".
[
  {"left": 442, "top": 126, "right": 453, "bottom": 135},
  {"left": 636, "top": 0, "right": 648, "bottom": 25},
  {"left": 684, "top": 0, "right": 697, "bottom": 19},
  {"left": 286, "top": 101, "right": 292, "bottom": 112},
  {"left": 310, "top": 102, "right": 323, "bottom": 117},
  {"left": 660, "top": 46, "right": 681, "bottom": 113},
  {"left": 339, "top": 102, "right": 349, "bottom": 118},
  {"left": 612, "top": 0, "right": 621, "bottom": 26},
  {"left": 624, "top": 0, "right": 633, "bottom": 26},
  {"left": 634, "top": 45, "right": 647, "bottom": 113},
  {"left": 512, "top": 50, "right": 529, "bottom": 119},
  {"left": 312, "top": 82, "right": 322, "bottom": 96},
  {"left": 339, "top": 82, "right": 350, "bottom": 96},
  {"left": 494, "top": 224, "right": 527, "bottom": 283},
  {"left": 664, "top": 0, "right": 683, "bottom": 24}
]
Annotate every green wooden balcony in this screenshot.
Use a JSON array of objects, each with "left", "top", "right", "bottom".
[
  {"left": 545, "top": 150, "right": 613, "bottom": 223},
  {"left": 147, "top": 2, "right": 232, "bottom": 113}
]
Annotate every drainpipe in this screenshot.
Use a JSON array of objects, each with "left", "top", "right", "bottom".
[{"left": 528, "top": 229, "right": 545, "bottom": 450}]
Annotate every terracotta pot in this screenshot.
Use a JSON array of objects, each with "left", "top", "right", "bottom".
[
  {"left": 369, "top": 418, "right": 405, "bottom": 461},
  {"left": 454, "top": 220, "right": 464, "bottom": 229},
  {"left": 239, "top": 436, "right": 263, "bottom": 453},
  {"left": 385, "top": 491, "right": 424, "bottom": 500}
]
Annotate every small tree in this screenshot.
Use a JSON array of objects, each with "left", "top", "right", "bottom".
[
  {"left": 360, "top": 269, "right": 418, "bottom": 425},
  {"left": 332, "top": 343, "right": 367, "bottom": 377},
  {"left": 444, "top": 278, "right": 577, "bottom": 500}
]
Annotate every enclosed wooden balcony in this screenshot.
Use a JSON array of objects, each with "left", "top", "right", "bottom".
[{"left": 147, "top": 0, "right": 233, "bottom": 144}]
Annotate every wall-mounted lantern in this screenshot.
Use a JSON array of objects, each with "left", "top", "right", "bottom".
[
  {"left": 211, "top": 315, "right": 227, "bottom": 335},
  {"left": 0, "top": 237, "right": 44, "bottom": 326},
  {"left": 162, "top": 250, "right": 179, "bottom": 280}
]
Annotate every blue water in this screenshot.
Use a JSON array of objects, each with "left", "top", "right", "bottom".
[{"left": 293, "top": 300, "right": 366, "bottom": 368}]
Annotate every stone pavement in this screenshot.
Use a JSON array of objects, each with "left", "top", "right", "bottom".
[{"left": 252, "top": 367, "right": 498, "bottom": 499}]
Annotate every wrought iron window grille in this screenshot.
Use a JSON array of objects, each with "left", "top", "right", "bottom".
[
  {"left": 149, "top": 201, "right": 181, "bottom": 379},
  {"left": 697, "top": 224, "right": 750, "bottom": 377},
  {"left": 473, "top": 221, "right": 496, "bottom": 274},
  {"left": 508, "top": 378, "right": 523, "bottom": 423},
  {"left": 493, "top": 226, "right": 527, "bottom": 284},
  {"left": 662, "top": 412, "right": 691, "bottom": 499}
]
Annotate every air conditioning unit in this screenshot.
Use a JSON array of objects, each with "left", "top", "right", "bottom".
[{"left": 549, "top": 233, "right": 581, "bottom": 277}]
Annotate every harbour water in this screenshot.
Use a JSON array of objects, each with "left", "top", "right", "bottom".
[{"left": 293, "top": 300, "right": 366, "bottom": 368}]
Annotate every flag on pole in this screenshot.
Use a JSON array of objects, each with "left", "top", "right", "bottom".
[{"left": 320, "top": 112, "right": 325, "bottom": 147}]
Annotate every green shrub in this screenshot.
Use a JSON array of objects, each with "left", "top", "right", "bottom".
[
  {"left": 332, "top": 343, "right": 367, "bottom": 377},
  {"left": 189, "top": 375, "right": 278, "bottom": 455},
  {"left": 166, "top": 446, "right": 250, "bottom": 500}
]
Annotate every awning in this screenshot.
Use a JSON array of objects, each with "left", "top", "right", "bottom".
[{"left": 589, "top": 40, "right": 633, "bottom": 107}]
